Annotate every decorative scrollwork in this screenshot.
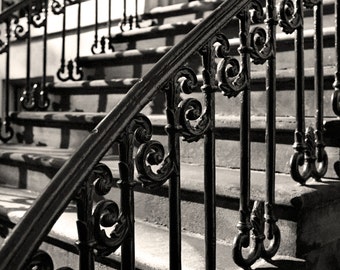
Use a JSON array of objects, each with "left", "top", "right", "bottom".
[
  {"left": 30, "top": 10, "right": 46, "bottom": 28},
  {"left": 51, "top": 0, "right": 65, "bottom": 15},
  {"left": 20, "top": 85, "right": 36, "bottom": 111},
  {"left": 25, "top": 250, "right": 54, "bottom": 270},
  {"left": 91, "top": 35, "right": 106, "bottom": 55},
  {"left": 14, "top": 22, "right": 28, "bottom": 40},
  {"left": 57, "top": 60, "right": 83, "bottom": 81},
  {"left": 93, "top": 199, "right": 128, "bottom": 256},
  {"left": 233, "top": 201, "right": 280, "bottom": 269},
  {"left": 217, "top": 57, "right": 248, "bottom": 98},
  {"left": 250, "top": 26, "right": 274, "bottom": 65},
  {"left": 0, "top": 119, "right": 14, "bottom": 143},
  {"left": 278, "top": 0, "right": 303, "bottom": 34},
  {"left": 250, "top": 0, "right": 265, "bottom": 24},
  {"left": 171, "top": 66, "right": 210, "bottom": 142},
  {"left": 233, "top": 202, "right": 264, "bottom": 269},
  {"left": 290, "top": 127, "right": 328, "bottom": 184},
  {"left": 20, "top": 84, "right": 50, "bottom": 111},
  {"left": 92, "top": 163, "right": 116, "bottom": 196},
  {"left": 332, "top": 89, "right": 340, "bottom": 116},
  {"left": 136, "top": 140, "right": 174, "bottom": 189},
  {"left": 0, "top": 37, "right": 8, "bottom": 54},
  {"left": 178, "top": 98, "right": 210, "bottom": 142}
]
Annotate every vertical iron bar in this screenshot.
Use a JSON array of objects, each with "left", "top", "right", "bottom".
[
  {"left": 135, "top": 0, "right": 140, "bottom": 28},
  {"left": 26, "top": 1, "right": 32, "bottom": 98},
  {"left": 314, "top": 1, "right": 323, "bottom": 131},
  {"left": 4, "top": 20, "right": 11, "bottom": 132},
  {"left": 168, "top": 125, "right": 181, "bottom": 270},
  {"left": 108, "top": 0, "right": 111, "bottom": 39},
  {"left": 76, "top": 181, "right": 95, "bottom": 270},
  {"left": 334, "top": 0, "right": 340, "bottom": 107},
  {"left": 200, "top": 44, "right": 216, "bottom": 270},
  {"left": 294, "top": 0, "right": 305, "bottom": 149},
  {"left": 119, "top": 138, "right": 135, "bottom": 270},
  {"left": 60, "top": 0, "right": 66, "bottom": 73},
  {"left": 75, "top": 0, "right": 81, "bottom": 69},
  {"left": 265, "top": 0, "right": 278, "bottom": 244},
  {"left": 40, "top": 0, "right": 48, "bottom": 108},
  {"left": 238, "top": 7, "right": 252, "bottom": 239},
  {"left": 165, "top": 81, "right": 182, "bottom": 270}
]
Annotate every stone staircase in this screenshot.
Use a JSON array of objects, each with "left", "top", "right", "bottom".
[{"left": 0, "top": 0, "right": 339, "bottom": 269}]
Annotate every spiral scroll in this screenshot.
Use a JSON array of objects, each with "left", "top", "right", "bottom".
[
  {"left": 250, "top": 27, "right": 274, "bottom": 65},
  {"left": 217, "top": 57, "right": 248, "bottom": 98},
  {"left": 250, "top": 0, "right": 265, "bottom": 24},
  {"left": 290, "top": 127, "right": 328, "bottom": 184},
  {"left": 25, "top": 250, "right": 54, "bottom": 270},
  {"left": 57, "top": 60, "right": 83, "bottom": 81},
  {"left": 93, "top": 199, "right": 128, "bottom": 256},
  {"left": 232, "top": 201, "right": 280, "bottom": 269},
  {"left": 278, "top": 0, "right": 303, "bottom": 34}
]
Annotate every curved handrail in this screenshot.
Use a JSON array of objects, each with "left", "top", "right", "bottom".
[{"left": 0, "top": 0, "right": 251, "bottom": 268}]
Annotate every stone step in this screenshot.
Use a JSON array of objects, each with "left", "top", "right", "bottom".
[
  {"left": 3, "top": 159, "right": 340, "bottom": 269},
  {"left": 0, "top": 187, "right": 306, "bottom": 269},
  {"left": 26, "top": 65, "right": 336, "bottom": 115},
  {"left": 78, "top": 26, "right": 336, "bottom": 79}
]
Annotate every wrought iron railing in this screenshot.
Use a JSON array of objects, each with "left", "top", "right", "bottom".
[{"left": 0, "top": 0, "right": 337, "bottom": 269}]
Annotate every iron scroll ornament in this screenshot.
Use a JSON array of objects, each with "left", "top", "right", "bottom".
[
  {"left": 90, "top": 163, "right": 129, "bottom": 256},
  {"left": 134, "top": 114, "right": 175, "bottom": 189},
  {"left": 20, "top": 83, "right": 50, "bottom": 111},
  {"left": 278, "top": 0, "right": 303, "bottom": 34},
  {"left": 232, "top": 201, "right": 281, "bottom": 269},
  {"left": 290, "top": 127, "right": 328, "bottom": 184},
  {"left": 25, "top": 249, "right": 74, "bottom": 270}
]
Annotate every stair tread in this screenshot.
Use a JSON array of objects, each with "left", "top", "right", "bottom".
[
  {"left": 144, "top": 0, "right": 223, "bottom": 19},
  {"left": 1, "top": 144, "right": 339, "bottom": 214},
  {"left": 47, "top": 78, "right": 140, "bottom": 94},
  {"left": 0, "top": 186, "right": 305, "bottom": 269},
  {"left": 41, "top": 65, "right": 335, "bottom": 93},
  {"left": 77, "top": 24, "right": 335, "bottom": 68}
]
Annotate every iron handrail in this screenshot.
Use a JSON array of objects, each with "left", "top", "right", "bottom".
[{"left": 0, "top": 0, "right": 251, "bottom": 268}]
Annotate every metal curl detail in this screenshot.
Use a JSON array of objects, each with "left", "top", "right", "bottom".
[
  {"left": 136, "top": 140, "right": 174, "bottom": 189},
  {"left": 278, "top": 0, "right": 303, "bottom": 34},
  {"left": 250, "top": 0, "right": 265, "bottom": 24},
  {"left": 250, "top": 26, "right": 274, "bottom": 65},
  {"left": 290, "top": 127, "right": 328, "bottom": 184},
  {"left": 14, "top": 23, "right": 28, "bottom": 40},
  {"left": 178, "top": 98, "right": 210, "bottom": 142},
  {"left": 92, "top": 163, "right": 116, "bottom": 196},
  {"left": 174, "top": 66, "right": 198, "bottom": 95},
  {"left": 57, "top": 60, "right": 83, "bottom": 81},
  {"left": 25, "top": 250, "right": 54, "bottom": 270},
  {"left": 232, "top": 202, "right": 264, "bottom": 269},
  {"left": 233, "top": 201, "right": 280, "bottom": 269},
  {"left": 331, "top": 90, "right": 340, "bottom": 116},
  {"left": 0, "top": 38, "right": 8, "bottom": 54},
  {"left": 30, "top": 11, "right": 46, "bottom": 28},
  {"left": 20, "top": 85, "right": 36, "bottom": 111},
  {"left": 213, "top": 33, "right": 231, "bottom": 59},
  {"left": 51, "top": 0, "right": 65, "bottom": 15},
  {"left": 93, "top": 200, "right": 128, "bottom": 257},
  {"left": 217, "top": 57, "right": 248, "bottom": 98},
  {"left": 0, "top": 120, "right": 14, "bottom": 143}
]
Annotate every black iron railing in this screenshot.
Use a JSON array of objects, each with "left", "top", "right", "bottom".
[{"left": 0, "top": 0, "right": 337, "bottom": 269}]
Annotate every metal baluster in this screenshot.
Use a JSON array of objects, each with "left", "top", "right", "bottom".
[
  {"left": 119, "top": 129, "right": 136, "bottom": 270},
  {"left": 108, "top": 0, "right": 114, "bottom": 52},
  {"left": 120, "top": 0, "right": 127, "bottom": 32},
  {"left": 0, "top": 20, "right": 14, "bottom": 143},
  {"left": 332, "top": 0, "right": 340, "bottom": 115},
  {"left": 263, "top": 0, "right": 281, "bottom": 258},
  {"left": 200, "top": 41, "right": 216, "bottom": 270},
  {"left": 56, "top": 0, "right": 67, "bottom": 81},
  {"left": 23, "top": 0, "right": 35, "bottom": 110},
  {"left": 135, "top": 0, "right": 140, "bottom": 28},
  {"left": 165, "top": 78, "right": 182, "bottom": 270},
  {"left": 74, "top": 0, "right": 83, "bottom": 79},
  {"left": 38, "top": 0, "right": 50, "bottom": 110},
  {"left": 232, "top": 5, "right": 264, "bottom": 269},
  {"left": 278, "top": 0, "right": 307, "bottom": 184},
  {"left": 312, "top": 0, "right": 328, "bottom": 179}
]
